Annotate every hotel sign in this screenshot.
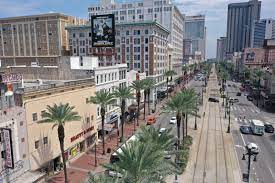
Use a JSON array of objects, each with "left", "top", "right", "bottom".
[
  {"left": 0, "top": 73, "right": 23, "bottom": 83},
  {"left": 70, "top": 126, "right": 94, "bottom": 142},
  {"left": 1, "top": 128, "right": 14, "bottom": 169}
]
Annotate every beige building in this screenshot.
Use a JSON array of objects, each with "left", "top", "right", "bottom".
[
  {"left": 18, "top": 78, "right": 97, "bottom": 171},
  {"left": 0, "top": 13, "right": 86, "bottom": 67}
]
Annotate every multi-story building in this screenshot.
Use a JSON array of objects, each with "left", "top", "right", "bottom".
[
  {"left": 251, "top": 19, "right": 274, "bottom": 48},
  {"left": 226, "top": 0, "right": 261, "bottom": 54},
  {"left": 183, "top": 39, "right": 192, "bottom": 63},
  {"left": 216, "top": 37, "right": 227, "bottom": 62},
  {"left": 66, "top": 21, "right": 169, "bottom": 86},
  {"left": 185, "top": 15, "right": 206, "bottom": 60},
  {"left": 0, "top": 13, "right": 86, "bottom": 67},
  {"left": 272, "top": 21, "right": 275, "bottom": 39},
  {"left": 88, "top": 0, "right": 184, "bottom": 77},
  {"left": 13, "top": 78, "right": 97, "bottom": 173}
]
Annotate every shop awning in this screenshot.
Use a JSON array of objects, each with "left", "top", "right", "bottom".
[{"left": 97, "top": 123, "right": 115, "bottom": 132}]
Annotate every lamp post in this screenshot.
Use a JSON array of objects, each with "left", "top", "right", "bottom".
[
  {"left": 174, "top": 136, "right": 179, "bottom": 182},
  {"left": 94, "top": 141, "right": 97, "bottom": 167},
  {"left": 227, "top": 99, "right": 233, "bottom": 133},
  {"left": 242, "top": 143, "right": 259, "bottom": 182},
  {"left": 194, "top": 97, "right": 198, "bottom": 130}
]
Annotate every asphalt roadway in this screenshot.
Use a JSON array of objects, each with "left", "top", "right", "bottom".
[{"left": 226, "top": 80, "right": 275, "bottom": 183}]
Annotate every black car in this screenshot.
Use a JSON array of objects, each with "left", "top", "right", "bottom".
[
  {"left": 247, "top": 95, "right": 253, "bottom": 101},
  {"left": 236, "top": 92, "right": 242, "bottom": 96},
  {"left": 240, "top": 126, "right": 252, "bottom": 134},
  {"left": 264, "top": 123, "right": 274, "bottom": 133},
  {"left": 208, "top": 97, "right": 219, "bottom": 103}
]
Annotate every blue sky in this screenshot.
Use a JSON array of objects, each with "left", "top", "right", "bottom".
[{"left": 0, "top": 0, "right": 274, "bottom": 58}]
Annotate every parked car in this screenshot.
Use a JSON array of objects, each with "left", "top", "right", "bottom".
[
  {"left": 264, "top": 123, "right": 274, "bottom": 133},
  {"left": 170, "top": 117, "right": 177, "bottom": 124},
  {"left": 236, "top": 92, "right": 242, "bottom": 96},
  {"left": 240, "top": 125, "right": 252, "bottom": 134},
  {"left": 164, "top": 151, "right": 172, "bottom": 159},
  {"left": 159, "top": 128, "right": 167, "bottom": 134},
  {"left": 208, "top": 97, "right": 219, "bottom": 103},
  {"left": 247, "top": 95, "right": 253, "bottom": 101},
  {"left": 234, "top": 98, "right": 239, "bottom": 103}
]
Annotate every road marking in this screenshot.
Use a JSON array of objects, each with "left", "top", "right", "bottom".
[
  {"left": 240, "top": 133, "right": 246, "bottom": 146},
  {"left": 235, "top": 144, "right": 245, "bottom": 150},
  {"left": 255, "top": 109, "right": 260, "bottom": 113},
  {"left": 235, "top": 117, "right": 237, "bottom": 122},
  {"left": 268, "top": 167, "right": 275, "bottom": 180}
]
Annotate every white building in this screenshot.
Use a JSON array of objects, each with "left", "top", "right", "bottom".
[
  {"left": 88, "top": 0, "right": 185, "bottom": 78},
  {"left": 69, "top": 57, "right": 127, "bottom": 129}
]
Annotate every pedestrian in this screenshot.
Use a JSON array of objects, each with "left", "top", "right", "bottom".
[{"left": 243, "top": 115, "right": 246, "bottom": 120}]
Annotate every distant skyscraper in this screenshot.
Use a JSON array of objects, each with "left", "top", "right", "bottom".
[
  {"left": 216, "top": 37, "right": 227, "bottom": 62},
  {"left": 272, "top": 21, "right": 275, "bottom": 39},
  {"left": 251, "top": 19, "right": 274, "bottom": 48},
  {"left": 185, "top": 15, "right": 206, "bottom": 60},
  {"left": 226, "top": 0, "right": 261, "bottom": 54}
]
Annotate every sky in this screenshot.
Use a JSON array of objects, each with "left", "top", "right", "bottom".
[{"left": 0, "top": 0, "right": 274, "bottom": 58}]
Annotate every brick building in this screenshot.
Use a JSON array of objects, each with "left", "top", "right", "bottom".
[{"left": 0, "top": 13, "right": 86, "bottom": 67}]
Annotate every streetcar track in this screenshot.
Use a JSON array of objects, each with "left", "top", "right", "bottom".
[{"left": 191, "top": 83, "right": 209, "bottom": 183}]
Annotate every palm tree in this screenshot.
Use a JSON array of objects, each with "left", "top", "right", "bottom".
[
  {"left": 89, "top": 90, "right": 115, "bottom": 155},
  {"left": 131, "top": 80, "right": 144, "bottom": 126},
  {"left": 253, "top": 68, "right": 265, "bottom": 107},
  {"left": 104, "top": 126, "right": 180, "bottom": 182},
  {"left": 180, "top": 89, "right": 199, "bottom": 139},
  {"left": 113, "top": 86, "right": 134, "bottom": 141},
  {"left": 163, "top": 93, "right": 184, "bottom": 143},
  {"left": 164, "top": 70, "right": 177, "bottom": 98},
  {"left": 143, "top": 78, "right": 156, "bottom": 115},
  {"left": 41, "top": 103, "right": 81, "bottom": 183}
]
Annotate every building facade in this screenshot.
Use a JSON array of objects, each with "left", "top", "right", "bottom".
[
  {"left": 251, "top": 19, "right": 274, "bottom": 48},
  {"left": 216, "top": 37, "right": 227, "bottom": 62},
  {"left": 0, "top": 13, "right": 86, "bottom": 67},
  {"left": 19, "top": 79, "right": 97, "bottom": 171},
  {"left": 226, "top": 0, "right": 261, "bottom": 53},
  {"left": 88, "top": 0, "right": 184, "bottom": 77},
  {"left": 185, "top": 15, "right": 206, "bottom": 60}
]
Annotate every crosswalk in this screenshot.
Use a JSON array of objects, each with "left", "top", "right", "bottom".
[{"left": 230, "top": 106, "right": 260, "bottom": 113}]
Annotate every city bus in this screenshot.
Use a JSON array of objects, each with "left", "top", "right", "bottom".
[
  {"left": 250, "top": 119, "right": 265, "bottom": 135},
  {"left": 107, "top": 134, "right": 138, "bottom": 177}
]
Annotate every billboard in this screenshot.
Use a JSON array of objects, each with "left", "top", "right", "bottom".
[
  {"left": 1, "top": 128, "right": 14, "bottom": 169},
  {"left": 0, "top": 73, "right": 23, "bottom": 83},
  {"left": 91, "top": 14, "right": 115, "bottom": 47}
]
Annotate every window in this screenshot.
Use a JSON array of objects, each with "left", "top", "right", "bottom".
[
  {"left": 134, "top": 30, "right": 140, "bottom": 35},
  {"left": 137, "top": 9, "right": 141, "bottom": 14},
  {"left": 41, "top": 110, "right": 46, "bottom": 118},
  {"left": 148, "top": 8, "right": 153, "bottom": 13},
  {"left": 91, "top": 115, "right": 94, "bottom": 120},
  {"left": 35, "top": 140, "right": 39, "bottom": 149},
  {"left": 139, "top": 15, "right": 144, "bottom": 19},
  {"left": 86, "top": 98, "right": 89, "bottom": 103},
  {"left": 145, "top": 47, "right": 148, "bottom": 52},
  {"left": 126, "top": 39, "right": 129, "bottom": 44},
  {"left": 104, "top": 74, "right": 107, "bottom": 82},
  {"left": 96, "top": 75, "right": 99, "bottom": 84},
  {"left": 145, "top": 55, "right": 148, "bottom": 60},
  {"left": 120, "top": 16, "right": 125, "bottom": 21},
  {"left": 73, "top": 33, "right": 76, "bottom": 38},
  {"left": 32, "top": 113, "right": 37, "bottom": 121},
  {"left": 20, "top": 121, "right": 24, "bottom": 126},
  {"left": 89, "top": 32, "right": 91, "bottom": 37},
  {"left": 145, "top": 38, "right": 149, "bottom": 43},
  {"left": 21, "top": 138, "right": 25, "bottom": 142},
  {"left": 43, "top": 137, "right": 48, "bottom": 144},
  {"left": 86, "top": 117, "right": 90, "bottom": 123},
  {"left": 100, "top": 75, "right": 103, "bottom": 83},
  {"left": 126, "top": 47, "right": 130, "bottom": 52},
  {"left": 145, "top": 63, "right": 148, "bottom": 68},
  {"left": 126, "top": 30, "right": 130, "bottom": 35}
]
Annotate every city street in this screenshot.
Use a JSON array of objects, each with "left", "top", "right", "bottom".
[{"left": 226, "top": 81, "right": 275, "bottom": 183}]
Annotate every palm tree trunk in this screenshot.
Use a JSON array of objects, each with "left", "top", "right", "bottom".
[
  {"left": 167, "top": 77, "right": 169, "bottom": 98},
  {"left": 257, "top": 79, "right": 260, "bottom": 107},
  {"left": 182, "top": 113, "right": 185, "bottom": 142},
  {"left": 144, "top": 91, "right": 146, "bottom": 120},
  {"left": 120, "top": 100, "right": 126, "bottom": 141},
  {"left": 176, "top": 113, "right": 181, "bottom": 144},
  {"left": 148, "top": 89, "right": 150, "bottom": 115},
  {"left": 58, "top": 125, "right": 68, "bottom": 183},
  {"left": 137, "top": 93, "right": 140, "bottom": 126},
  {"left": 101, "top": 108, "right": 106, "bottom": 155},
  {"left": 185, "top": 114, "right": 188, "bottom": 137}
]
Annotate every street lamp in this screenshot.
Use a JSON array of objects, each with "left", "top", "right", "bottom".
[
  {"left": 227, "top": 99, "right": 233, "bottom": 133},
  {"left": 242, "top": 143, "right": 259, "bottom": 182}
]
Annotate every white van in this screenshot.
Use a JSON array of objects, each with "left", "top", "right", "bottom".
[{"left": 250, "top": 119, "right": 265, "bottom": 135}]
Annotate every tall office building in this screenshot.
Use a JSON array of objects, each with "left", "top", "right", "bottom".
[
  {"left": 272, "top": 21, "right": 275, "bottom": 39},
  {"left": 0, "top": 13, "right": 86, "bottom": 67},
  {"left": 185, "top": 15, "right": 206, "bottom": 60},
  {"left": 226, "top": 0, "right": 261, "bottom": 54},
  {"left": 88, "top": 0, "right": 184, "bottom": 77},
  {"left": 251, "top": 19, "right": 274, "bottom": 48},
  {"left": 216, "top": 37, "right": 227, "bottom": 62}
]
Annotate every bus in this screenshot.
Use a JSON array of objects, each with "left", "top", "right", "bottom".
[
  {"left": 250, "top": 119, "right": 265, "bottom": 135},
  {"left": 107, "top": 135, "right": 138, "bottom": 177}
]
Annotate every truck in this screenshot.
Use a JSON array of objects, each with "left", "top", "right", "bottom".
[{"left": 250, "top": 119, "right": 265, "bottom": 135}]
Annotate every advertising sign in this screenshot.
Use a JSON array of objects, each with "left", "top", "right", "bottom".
[
  {"left": 0, "top": 73, "right": 23, "bottom": 83},
  {"left": 91, "top": 14, "right": 115, "bottom": 47},
  {"left": 2, "top": 128, "right": 14, "bottom": 169}
]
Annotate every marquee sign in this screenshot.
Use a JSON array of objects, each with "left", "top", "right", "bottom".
[
  {"left": 1, "top": 128, "right": 14, "bottom": 169},
  {"left": 0, "top": 73, "right": 23, "bottom": 83}
]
